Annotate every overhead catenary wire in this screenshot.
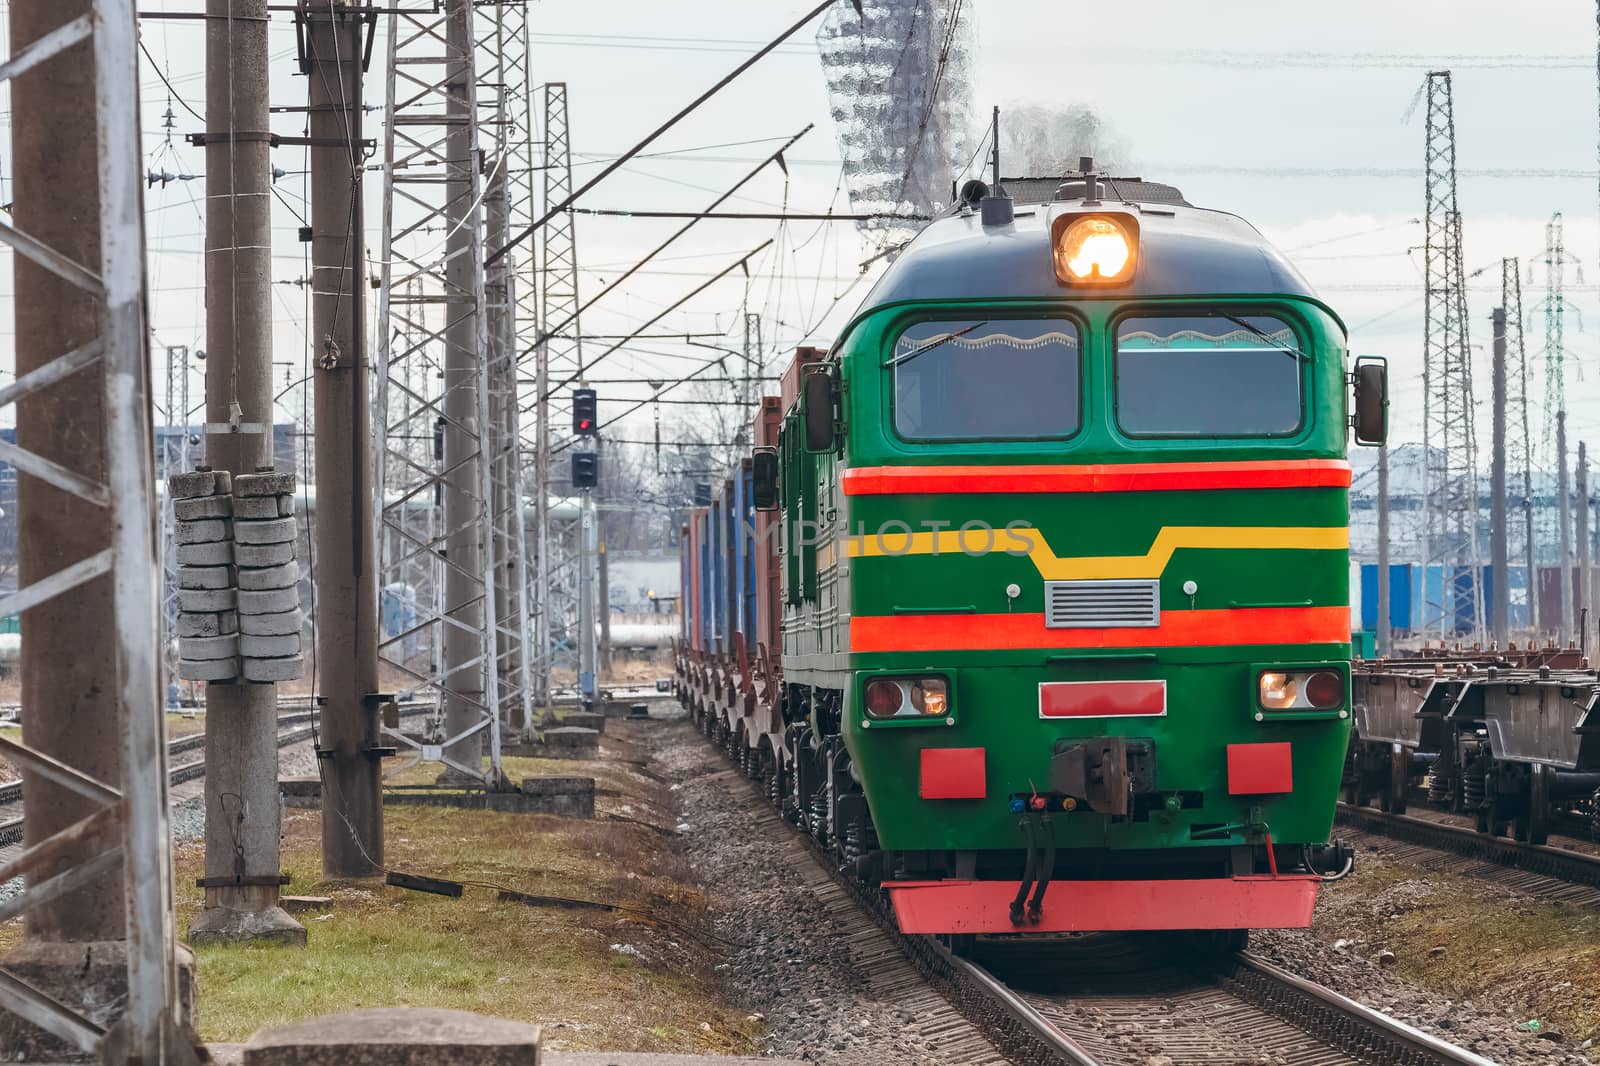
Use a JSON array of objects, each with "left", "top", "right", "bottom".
[
  {"left": 486, "top": 0, "right": 844, "bottom": 266},
  {"left": 529, "top": 124, "right": 815, "bottom": 354},
  {"left": 541, "top": 239, "right": 774, "bottom": 403}
]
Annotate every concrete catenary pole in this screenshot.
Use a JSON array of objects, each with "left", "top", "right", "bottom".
[
  {"left": 487, "top": 163, "right": 514, "bottom": 722},
  {"left": 304, "top": 1, "right": 382, "bottom": 877},
  {"left": 441, "top": 0, "right": 484, "bottom": 772},
  {"left": 1490, "top": 307, "right": 1509, "bottom": 647},
  {"left": 1559, "top": 411, "right": 1573, "bottom": 645},
  {"left": 598, "top": 522, "right": 611, "bottom": 675},
  {"left": 6, "top": 0, "right": 125, "bottom": 995},
  {"left": 578, "top": 474, "right": 596, "bottom": 707},
  {"left": 1377, "top": 446, "right": 1391, "bottom": 656},
  {"left": 189, "top": 0, "right": 305, "bottom": 946},
  {"left": 1579, "top": 442, "right": 1591, "bottom": 655}
]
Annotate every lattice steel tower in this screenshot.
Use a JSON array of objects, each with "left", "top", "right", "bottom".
[
  {"left": 1420, "top": 71, "right": 1483, "bottom": 640},
  {"left": 1502, "top": 258, "right": 1538, "bottom": 634},
  {"left": 374, "top": 0, "right": 506, "bottom": 785},
  {"left": 534, "top": 82, "right": 585, "bottom": 692}
]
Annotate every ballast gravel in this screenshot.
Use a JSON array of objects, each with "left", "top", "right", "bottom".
[
  {"left": 1254, "top": 841, "right": 1590, "bottom": 1065},
  {"left": 654, "top": 709, "right": 960, "bottom": 1064}
]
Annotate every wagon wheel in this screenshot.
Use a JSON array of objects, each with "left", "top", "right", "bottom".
[
  {"left": 1518, "top": 763, "right": 1551, "bottom": 847},
  {"left": 1381, "top": 744, "right": 1408, "bottom": 815}
]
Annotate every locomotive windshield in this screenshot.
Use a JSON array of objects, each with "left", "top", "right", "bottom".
[
  {"left": 890, "top": 318, "right": 1080, "bottom": 441},
  {"left": 1115, "top": 313, "right": 1304, "bottom": 437}
]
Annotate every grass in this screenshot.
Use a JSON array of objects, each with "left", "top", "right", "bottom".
[
  {"left": 1319, "top": 857, "right": 1600, "bottom": 1046},
  {"left": 178, "top": 776, "right": 755, "bottom": 1052}
]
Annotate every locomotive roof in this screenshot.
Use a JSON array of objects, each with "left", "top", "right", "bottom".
[{"left": 854, "top": 177, "right": 1321, "bottom": 314}]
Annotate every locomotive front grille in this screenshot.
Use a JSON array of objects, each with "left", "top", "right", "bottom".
[{"left": 1044, "top": 579, "right": 1161, "bottom": 628}]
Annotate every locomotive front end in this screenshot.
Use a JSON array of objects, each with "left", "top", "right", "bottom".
[{"left": 775, "top": 176, "right": 1383, "bottom": 937}]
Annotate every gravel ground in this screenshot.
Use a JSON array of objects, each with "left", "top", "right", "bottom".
[
  {"left": 655, "top": 708, "right": 962, "bottom": 1064},
  {"left": 1254, "top": 844, "right": 1592, "bottom": 1065}
]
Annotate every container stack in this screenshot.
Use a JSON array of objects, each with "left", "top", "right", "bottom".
[
  {"left": 171, "top": 469, "right": 239, "bottom": 682},
  {"left": 233, "top": 472, "right": 304, "bottom": 683}
]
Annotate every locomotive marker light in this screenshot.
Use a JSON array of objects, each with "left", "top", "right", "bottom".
[{"left": 1051, "top": 212, "right": 1140, "bottom": 285}]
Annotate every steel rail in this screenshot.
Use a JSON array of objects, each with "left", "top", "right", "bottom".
[
  {"left": 1235, "top": 951, "right": 1500, "bottom": 1066},
  {"left": 941, "top": 949, "right": 1101, "bottom": 1065},
  {"left": 1337, "top": 800, "right": 1600, "bottom": 889}
]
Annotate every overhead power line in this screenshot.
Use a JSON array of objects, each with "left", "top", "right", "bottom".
[
  {"left": 570, "top": 208, "right": 928, "bottom": 221},
  {"left": 487, "top": 0, "right": 847, "bottom": 266},
  {"left": 541, "top": 239, "right": 774, "bottom": 402}
]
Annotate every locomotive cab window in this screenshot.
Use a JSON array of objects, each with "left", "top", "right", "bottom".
[
  {"left": 1115, "top": 313, "right": 1305, "bottom": 437},
  {"left": 890, "top": 318, "right": 1080, "bottom": 441}
]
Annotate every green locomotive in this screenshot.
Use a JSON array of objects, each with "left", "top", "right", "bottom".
[{"left": 679, "top": 163, "right": 1385, "bottom": 937}]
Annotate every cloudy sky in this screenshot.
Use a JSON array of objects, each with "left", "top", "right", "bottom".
[{"left": 130, "top": 1, "right": 1600, "bottom": 462}]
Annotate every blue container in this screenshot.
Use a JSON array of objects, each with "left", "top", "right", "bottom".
[{"left": 1360, "top": 563, "right": 1413, "bottom": 632}]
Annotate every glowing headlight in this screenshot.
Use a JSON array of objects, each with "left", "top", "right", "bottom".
[
  {"left": 1257, "top": 669, "right": 1344, "bottom": 712},
  {"left": 864, "top": 676, "right": 950, "bottom": 720},
  {"left": 1052, "top": 214, "right": 1138, "bottom": 285}
]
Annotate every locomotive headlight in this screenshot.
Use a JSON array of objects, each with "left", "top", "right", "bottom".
[
  {"left": 864, "top": 675, "right": 950, "bottom": 720},
  {"left": 1258, "top": 672, "right": 1299, "bottom": 710},
  {"left": 1051, "top": 213, "right": 1139, "bottom": 285},
  {"left": 1257, "top": 669, "right": 1345, "bottom": 712}
]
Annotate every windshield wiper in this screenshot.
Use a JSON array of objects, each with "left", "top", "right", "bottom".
[
  {"left": 1208, "top": 312, "right": 1308, "bottom": 362},
  {"left": 882, "top": 322, "right": 985, "bottom": 369}
]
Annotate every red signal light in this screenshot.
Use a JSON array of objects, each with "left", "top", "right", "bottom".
[
  {"left": 865, "top": 679, "right": 903, "bottom": 717},
  {"left": 1304, "top": 671, "right": 1343, "bottom": 710}
]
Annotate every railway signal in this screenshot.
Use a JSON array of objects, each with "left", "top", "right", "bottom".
[
  {"left": 573, "top": 387, "right": 598, "bottom": 435},
  {"left": 572, "top": 450, "right": 599, "bottom": 489}
]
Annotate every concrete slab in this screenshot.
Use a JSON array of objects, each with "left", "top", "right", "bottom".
[
  {"left": 218, "top": 1047, "right": 797, "bottom": 1066},
  {"left": 560, "top": 712, "right": 605, "bottom": 734},
  {"left": 281, "top": 895, "right": 333, "bottom": 914},
  {"left": 280, "top": 776, "right": 320, "bottom": 808},
  {"left": 550, "top": 1049, "right": 806, "bottom": 1056},
  {"left": 518, "top": 776, "right": 595, "bottom": 818},
  {"left": 540, "top": 726, "right": 599, "bottom": 759},
  {"left": 282, "top": 779, "right": 591, "bottom": 818},
  {"left": 243, "top": 1007, "right": 540, "bottom": 1065}
]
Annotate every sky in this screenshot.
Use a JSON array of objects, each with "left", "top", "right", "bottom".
[{"left": 122, "top": 0, "right": 1600, "bottom": 466}]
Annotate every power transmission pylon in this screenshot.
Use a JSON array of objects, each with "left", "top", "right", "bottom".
[
  {"left": 1502, "top": 258, "right": 1537, "bottom": 636},
  {"left": 536, "top": 82, "right": 585, "bottom": 699},
  {"left": 1531, "top": 212, "right": 1583, "bottom": 637},
  {"left": 1419, "top": 71, "right": 1484, "bottom": 641},
  {"left": 374, "top": 0, "right": 504, "bottom": 787},
  {"left": 477, "top": 0, "right": 537, "bottom": 734}
]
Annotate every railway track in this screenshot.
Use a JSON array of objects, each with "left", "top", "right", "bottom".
[
  {"left": 0, "top": 706, "right": 425, "bottom": 848},
  {"left": 690, "top": 711, "right": 1495, "bottom": 1065},
  {"left": 962, "top": 935, "right": 1498, "bottom": 1065},
  {"left": 1336, "top": 801, "right": 1600, "bottom": 907}
]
